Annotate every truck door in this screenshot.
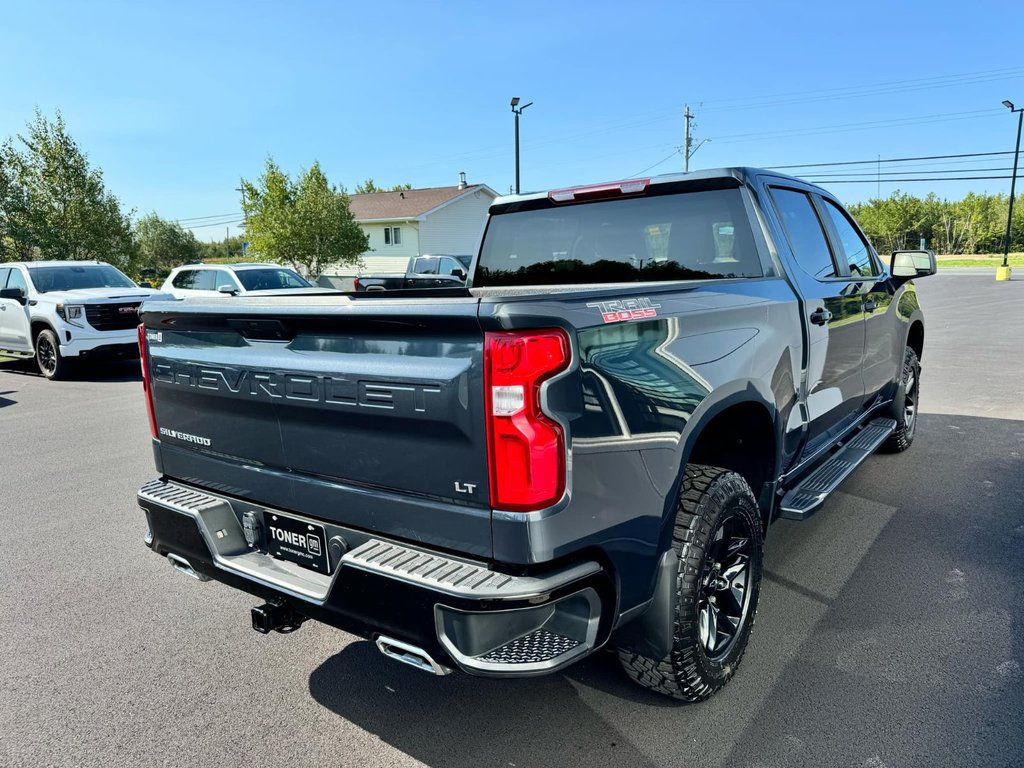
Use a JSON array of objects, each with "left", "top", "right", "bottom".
[
  {"left": 817, "top": 197, "right": 896, "bottom": 401},
  {"left": 0, "top": 267, "right": 34, "bottom": 356},
  {"left": 767, "top": 186, "right": 866, "bottom": 455}
]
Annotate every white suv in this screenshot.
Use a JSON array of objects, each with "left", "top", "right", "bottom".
[
  {"left": 0, "top": 261, "right": 173, "bottom": 380},
  {"left": 161, "top": 263, "right": 320, "bottom": 298}
]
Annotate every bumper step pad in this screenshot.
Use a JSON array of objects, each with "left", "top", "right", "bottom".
[
  {"left": 780, "top": 417, "right": 896, "bottom": 521},
  {"left": 481, "top": 629, "right": 581, "bottom": 664}
]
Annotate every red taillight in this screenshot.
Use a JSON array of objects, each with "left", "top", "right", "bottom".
[
  {"left": 484, "top": 329, "right": 570, "bottom": 511},
  {"left": 137, "top": 324, "right": 158, "bottom": 439},
  {"left": 353, "top": 276, "right": 360, "bottom": 291}
]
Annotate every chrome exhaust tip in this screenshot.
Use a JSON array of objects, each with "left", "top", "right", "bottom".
[
  {"left": 376, "top": 635, "right": 451, "bottom": 676},
  {"left": 167, "top": 553, "right": 210, "bottom": 582}
]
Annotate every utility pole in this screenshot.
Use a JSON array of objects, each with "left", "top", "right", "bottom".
[
  {"left": 999, "top": 100, "right": 1023, "bottom": 280},
  {"left": 684, "top": 105, "right": 694, "bottom": 172}
]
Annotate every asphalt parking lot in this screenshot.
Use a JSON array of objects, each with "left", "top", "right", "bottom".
[{"left": 1, "top": 272, "right": 1022, "bottom": 768}]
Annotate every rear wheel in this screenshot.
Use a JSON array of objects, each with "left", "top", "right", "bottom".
[
  {"left": 882, "top": 346, "right": 920, "bottom": 453},
  {"left": 35, "top": 328, "right": 71, "bottom": 380},
  {"left": 618, "top": 464, "right": 764, "bottom": 701}
]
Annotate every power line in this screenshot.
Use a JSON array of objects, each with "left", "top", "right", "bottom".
[
  {"left": 809, "top": 175, "right": 1022, "bottom": 184},
  {"left": 711, "top": 109, "right": 1004, "bottom": 144},
  {"left": 805, "top": 166, "right": 1016, "bottom": 178},
  {"left": 701, "top": 68, "right": 1024, "bottom": 114},
  {"left": 767, "top": 150, "right": 1015, "bottom": 170},
  {"left": 370, "top": 66, "right": 1024, "bottom": 175},
  {"left": 186, "top": 219, "right": 245, "bottom": 229},
  {"left": 172, "top": 212, "right": 242, "bottom": 223},
  {"left": 631, "top": 148, "right": 682, "bottom": 177}
]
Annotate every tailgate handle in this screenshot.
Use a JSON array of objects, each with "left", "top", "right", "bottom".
[{"left": 226, "top": 318, "right": 294, "bottom": 341}]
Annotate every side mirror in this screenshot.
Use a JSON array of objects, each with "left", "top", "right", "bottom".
[
  {"left": 890, "top": 249, "right": 937, "bottom": 279},
  {"left": 217, "top": 284, "right": 239, "bottom": 295},
  {"left": 450, "top": 268, "right": 466, "bottom": 280},
  {"left": 0, "top": 287, "right": 27, "bottom": 305},
  {"left": 138, "top": 281, "right": 153, "bottom": 288}
]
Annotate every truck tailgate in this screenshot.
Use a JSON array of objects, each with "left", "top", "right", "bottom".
[{"left": 141, "top": 295, "right": 492, "bottom": 554}]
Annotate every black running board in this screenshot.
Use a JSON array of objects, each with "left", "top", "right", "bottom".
[{"left": 780, "top": 417, "right": 896, "bottom": 521}]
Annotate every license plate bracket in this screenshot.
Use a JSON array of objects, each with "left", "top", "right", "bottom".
[{"left": 264, "top": 512, "right": 330, "bottom": 574}]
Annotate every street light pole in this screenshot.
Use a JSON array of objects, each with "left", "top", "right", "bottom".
[
  {"left": 510, "top": 97, "right": 532, "bottom": 194},
  {"left": 1000, "top": 100, "right": 1023, "bottom": 276}
]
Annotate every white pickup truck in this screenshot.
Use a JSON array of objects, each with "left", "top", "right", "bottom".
[{"left": 0, "top": 260, "right": 172, "bottom": 380}]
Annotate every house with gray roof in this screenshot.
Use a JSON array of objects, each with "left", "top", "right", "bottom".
[{"left": 331, "top": 174, "right": 497, "bottom": 278}]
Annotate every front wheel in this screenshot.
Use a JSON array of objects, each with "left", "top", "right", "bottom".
[
  {"left": 882, "top": 346, "right": 920, "bottom": 453},
  {"left": 35, "top": 328, "right": 71, "bottom": 380},
  {"left": 618, "top": 464, "right": 764, "bottom": 701}
]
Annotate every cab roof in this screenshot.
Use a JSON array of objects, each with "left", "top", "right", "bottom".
[{"left": 492, "top": 167, "right": 829, "bottom": 207}]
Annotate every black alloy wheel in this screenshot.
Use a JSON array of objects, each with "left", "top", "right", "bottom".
[
  {"left": 37, "top": 334, "right": 57, "bottom": 376},
  {"left": 697, "top": 511, "right": 754, "bottom": 661},
  {"left": 902, "top": 363, "right": 918, "bottom": 441},
  {"left": 617, "top": 464, "right": 764, "bottom": 701},
  {"left": 882, "top": 346, "right": 920, "bottom": 452},
  {"left": 34, "top": 328, "right": 68, "bottom": 380}
]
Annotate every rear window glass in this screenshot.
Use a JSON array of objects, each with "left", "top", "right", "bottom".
[{"left": 474, "top": 189, "right": 762, "bottom": 287}]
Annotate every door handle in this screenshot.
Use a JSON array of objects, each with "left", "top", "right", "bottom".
[
  {"left": 863, "top": 300, "right": 878, "bottom": 313},
  {"left": 809, "top": 308, "right": 833, "bottom": 326}
]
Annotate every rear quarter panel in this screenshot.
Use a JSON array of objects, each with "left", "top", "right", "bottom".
[{"left": 481, "top": 277, "right": 802, "bottom": 611}]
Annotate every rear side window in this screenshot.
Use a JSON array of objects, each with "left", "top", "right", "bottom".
[
  {"left": 474, "top": 188, "right": 762, "bottom": 287},
  {"left": 770, "top": 188, "right": 837, "bottom": 280},
  {"left": 0, "top": 268, "right": 9, "bottom": 288},
  {"left": 172, "top": 270, "right": 195, "bottom": 289}
]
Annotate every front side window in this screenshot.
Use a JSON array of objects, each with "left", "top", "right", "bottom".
[
  {"left": 823, "top": 199, "right": 877, "bottom": 277},
  {"left": 191, "top": 270, "right": 216, "bottom": 291},
  {"left": 770, "top": 188, "right": 837, "bottom": 280},
  {"left": 439, "top": 257, "right": 462, "bottom": 276},
  {"left": 475, "top": 188, "right": 763, "bottom": 287},
  {"left": 6, "top": 269, "right": 28, "bottom": 296},
  {"left": 27, "top": 264, "right": 136, "bottom": 293},
  {"left": 413, "top": 257, "right": 439, "bottom": 275},
  {"left": 234, "top": 268, "right": 311, "bottom": 291}
]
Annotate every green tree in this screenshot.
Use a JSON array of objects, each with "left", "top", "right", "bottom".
[
  {"left": 241, "top": 157, "right": 368, "bottom": 277},
  {"left": 354, "top": 178, "right": 413, "bottom": 194},
  {"left": 135, "top": 212, "right": 200, "bottom": 275},
  {"left": 197, "top": 234, "right": 247, "bottom": 262},
  {"left": 1, "top": 110, "right": 136, "bottom": 269}
]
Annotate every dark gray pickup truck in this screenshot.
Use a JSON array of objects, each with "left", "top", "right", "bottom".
[
  {"left": 136, "top": 168, "right": 935, "bottom": 701},
  {"left": 354, "top": 254, "right": 470, "bottom": 291}
]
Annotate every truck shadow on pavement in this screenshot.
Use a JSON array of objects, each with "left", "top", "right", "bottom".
[
  {"left": 309, "top": 643, "right": 667, "bottom": 768},
  {"left": 307, "top": 412, "right": 1024, "bottom": 768},
  {"left": 0, "top": 357, "right": 140, "bottom": 383}
]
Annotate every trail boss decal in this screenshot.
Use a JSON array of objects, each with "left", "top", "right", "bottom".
[{"left": 586, "top": 297, "right": 661, "bottom": 324}]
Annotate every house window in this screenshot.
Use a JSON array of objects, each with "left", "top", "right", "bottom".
[{"left": 384, "top": 226, "right": 402, "bottom": 246}]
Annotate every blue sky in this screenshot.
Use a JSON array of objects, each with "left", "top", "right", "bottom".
[{"left": 2, "top": 0, "right": 1023, "bottom": 240}]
